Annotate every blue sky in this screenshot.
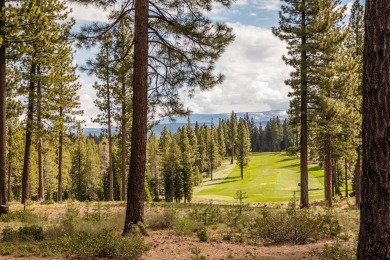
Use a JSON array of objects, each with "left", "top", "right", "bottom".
[{"left": 69, "top": 0, "right": 359, "bottom": 126}]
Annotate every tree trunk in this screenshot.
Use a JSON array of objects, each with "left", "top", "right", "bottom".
[
  {"left": 344, "top": 158, "right": 348, "bottom": 199},
  {"left": 57, "top": 108, "right": 63, "bottom": 202},
  {"left": 38, "top": 138, "right": 44, "bottom": 200},
  {"left": 324, "top": 134, "right": 332, "bottom": 207},
  {"left": 230, "top": 145, "right": 234, "bottom": 164},
  {"left": 357, "top": 1, "right": 390, "bottom": 258},
  {"left": 299, "top": 0, "right": 309, "bottom": 209},
  {"left": 332, "top": 158, "right": 336, "bottom": 196},
  {"left": 123, "top": 0, "right": 148, "bottom": 236},
  {"left": 121, "top": 83, "right": 127, "bottom": 201},
  {"left": 0, "top": 0, "right": 7, "bottom": 213},
  {"left": 241, "top": 166, "right": 243, "bottom": 180},
  {"left": 106, "top": 49, "right": 114, "bottom": 201},
  {"left": 7, "top": 126, "right": 11, "bottom": 202},
  {"left": 22, "top": 62, "right": 37, "bottom": 205},
  {"left": 37, "top": 74, "right": 44, "bottom": 200},
  {"left": 355, "top": 146, "right": 361, "bottom": 208}
]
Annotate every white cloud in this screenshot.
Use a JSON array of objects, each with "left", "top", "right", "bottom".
[
  {"left": 68, "top": 3, "right": 110, "bottom": 22},
  {"left": 252, "top": 0, "right": 281, "bottom": 11},
  {"left": 76, "top": 80, "right": 101, "bottom": 127},
  {"left": 186, "top": 23, "right": 291, "bottom": 114}
]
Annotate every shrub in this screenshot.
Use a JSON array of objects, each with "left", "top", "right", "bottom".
[
  {"left": 174, "top": 218, "right": 204, "bottom": 236},
  {"left": 197, "top": 228, "right": 208, "bottom": 242},
  {"left": 2, "top": 225, "right": 44, "bottom": 242},
  {"left": 61, "top": 230, "right": 148, "bottom": 259},
  {"left": 190, "top": 246, "right": 206, "bottom": 260},
  {"left": 252, "top": 210, "right": 342, "bottom": 244},
  {"left": 0, "top": 210, "right": 43, "bottom": 223},
  {"left": 311, "top": 241, "right": 356, "bottom": 260},
  {"left": 147, "top": 209, "right": 177, "bottom": 230}
]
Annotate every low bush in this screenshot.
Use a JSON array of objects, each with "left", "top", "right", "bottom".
[
  {"left": 61, "top": 230, "right": 148, "bottom": 259},
  {"left": 174, "top": 218, "right": 204, "bottom": 236},
  {"left": 0, "top": 210, "right": 43, "bottom": 223},
  {"left": 311, "top": 241, "right": 356, "bottom": 260},
  {"left": 252, "top": 209, "right": 342, "bottom": 244},
  {"left": 146, "top": 209, "right": 177, "bottom": 230},
  {"left": 197, "top": 228, "right": 208, "bottom": 242},
  {"left": 2, "top": 225, "right": 44, "bottom": 242}
]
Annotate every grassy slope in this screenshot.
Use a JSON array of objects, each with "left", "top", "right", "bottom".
[{"left": 194, "top": 152, "right": 325, "bottom": 202}]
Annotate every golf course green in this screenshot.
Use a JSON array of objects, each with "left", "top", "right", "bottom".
[{"left": 193, "top": 152, "right": 325, "bottom": 202}]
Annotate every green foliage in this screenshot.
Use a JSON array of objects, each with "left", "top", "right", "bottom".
[
  {"left": 190, "top": 246, "right": 206, "bottom": 260},
  {"left": 251, "top": 209, "right": 342, "bottom": 244},
  {"left": 173, "top": 218, "right": 204, "bottom": 236},
  {"left": 197, "top": 228, "right": 209, "bottom": 242},
  {"left": 61, "top": 230, "right": 147, "bottom": 259},
  {"left": 146, "top": 209, "right": 178, "bottom": 230},
  {"left": 311, "top": 241, "right": 356, "bottom": 260},
  {"left": 0, "top": 210, "right": 42, "bottom": 223},
  {"left": 2, "top": 225, "right": 44, "bottom": 242}
]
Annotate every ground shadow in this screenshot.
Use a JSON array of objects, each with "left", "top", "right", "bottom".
[{"left": 202, "top": 176, "right": 240, "bottom": 187}]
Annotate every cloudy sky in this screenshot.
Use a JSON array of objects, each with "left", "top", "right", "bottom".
[{"left": 70, "top": 0, "right": 356, "bottom": 126}]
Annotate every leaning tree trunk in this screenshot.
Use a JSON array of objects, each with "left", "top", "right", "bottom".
[
  {"left": 357, "top": 1, "right": 390, "bottom": 258},
  {"left": 0, "top": 0, "right": 8, "bottom": 214},
  {"left": 22, "top": 62, "right": 37, "bottom": 205},
  {"left": 299, "top": 0, "right": 309, "bottom": 209},
  {"left": 122, "top": 0, "right": 148, "bottom": 236}
]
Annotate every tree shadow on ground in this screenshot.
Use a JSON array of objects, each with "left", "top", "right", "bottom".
[{"left": 202, "top": 176, "right": 240, "bottom": 187}]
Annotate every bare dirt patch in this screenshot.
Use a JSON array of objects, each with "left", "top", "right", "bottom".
[{"left": 141, "top": 230, "right": 326, "bottom": 260}]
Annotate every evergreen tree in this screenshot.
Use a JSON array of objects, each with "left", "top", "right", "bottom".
[
  {"left": 228, "top": 111, "right": 238, "bottom": 164},
  {"left": 357, "top": 0, "right": 390, "bottom": 257},
  {"left": 236, "top": 119, "right": 250, "bottom": 180},
  {"left": 163, "top": 138, "right": 181, "bottom": 202},
  {"left": 147, "top": 133, "right": 160, "bottom": 201},
  {"left": 273, "top": 0, "right": 347, "bottom": 208},
  {"left": 207, "top": 120, "right": 219, "bottom": 180}
]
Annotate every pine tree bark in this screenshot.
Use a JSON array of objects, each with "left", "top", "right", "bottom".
[
  {"left": 299, "top": 0, "right": 309, "bottom": 208},
  {"left": 357, "top": 1, "right": 390, "bottom": 258},
  {"left": 123, "top": 0, "right": 148, "bottom": 236},
  {"left": 355, "top": 146, "right": 361, "bottom": 208},
  {"left": 0, "top": 0, "right": 8, "bottom": 214},
  {"left": 22, "top": 62, "right": 37, "bottom": 205},
  {"left": 37, "top": 74, "right": 44, "bottom": 200},
  {"left": 106, "top": 48, "right": 114, "bottom": 201},
  {"left": 7, "top": 126, "right": 11, "bottom": 202},
  {"left": 57, "top": 108, "right": 63, "bottom": 202},
  {"left": 121, "top": 83, "right": 127, "bottom": 201},
  {"left": 344, "top": 158, "right": 348, "bottom": 199},
  {"left": 332, "top": 158, "right": 336, "bottom": 196},
  {"left": 324, "top": 134, "right": 332, "bottom": 207}
]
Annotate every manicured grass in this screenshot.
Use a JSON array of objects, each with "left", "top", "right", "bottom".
[{"left": 194, "top": 152, "right": 325, "bottom": 202}]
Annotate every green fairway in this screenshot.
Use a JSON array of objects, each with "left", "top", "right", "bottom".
[{"left": 193, "top": 152, "right": 325, "bottom": 202}]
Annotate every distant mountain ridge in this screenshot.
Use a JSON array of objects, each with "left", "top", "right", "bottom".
[{"left": 83, "top": 109, "right": 288, "bottom": 137}]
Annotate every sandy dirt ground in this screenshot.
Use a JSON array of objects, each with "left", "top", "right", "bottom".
[{"left": 141, "top": 230, "right": 326, "bottom": 260}]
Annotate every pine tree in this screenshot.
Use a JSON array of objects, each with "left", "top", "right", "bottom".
[
  {"left": 348, "top": 0, "right": 364, "bottom": 208},
  {"left": 228, "top": 111, "right": 238, "bottom": 164},
  {"left": 273, "top": 0, "right": 347, "bottom": 208},
  {"left": 236, "top": 119, "right": 250, "bottom": 180},
  {"left": 147, "top": 133, "right": 160, "bottom": 201},
  {"left": 357, "top": 0, "right": 390, "bottom": 258},
  {"left": 163, "top": 138, "right": 181, "bottom": 203},
  {"left": 207, "top": 120, "right": 219, "bottom": 180}
]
